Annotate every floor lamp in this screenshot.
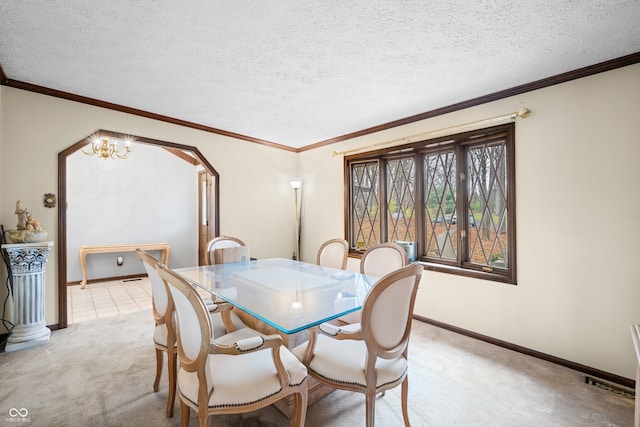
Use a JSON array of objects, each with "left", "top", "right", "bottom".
[{"left": 290, "top": 177, "right": 303, "bottom": 261}]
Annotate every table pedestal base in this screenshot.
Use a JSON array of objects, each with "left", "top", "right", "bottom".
[{"left": 231, "top": 309, "right": 336, "bottom": 417}]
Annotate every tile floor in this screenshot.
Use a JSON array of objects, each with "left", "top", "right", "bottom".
[{"left": 67, "top": 277, "right": 153, "bottom": 324}]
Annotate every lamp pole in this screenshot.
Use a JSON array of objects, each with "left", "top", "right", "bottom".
[{"left": 290, "top": 178, "right": 303, "bottom": 261}]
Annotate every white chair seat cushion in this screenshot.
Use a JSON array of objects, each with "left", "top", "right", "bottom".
[
  {"left": 340, "top": 323, "right": 362, "bottom": 332},
  {"left": 292, "top": 333, "right": 406, "bottom": 389},
  {"left": 178, "top": 330, "right": 307, "bottom": 408},
  {"left": 214, "top": 325, "right": 263, "bottom": 345},
  {"left": 337, "top": 310, "right": 361, "bottom": 324},
  {"left": 206, "top": 301, "right": 249, "bottom": 337},
  {"left": 153, "top": 323, "right": 169, "bottom": 348},
  {"left": 334, "top": 296, "right": 361, "bottom": 324},
  {"left": 155, "top": 310, "right": 249, "bottom": 348},
  {"left": 210, "top": 310, "right": 248, "bottom": 338}
]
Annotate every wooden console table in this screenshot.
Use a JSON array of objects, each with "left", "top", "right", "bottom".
[{"left": 80, "top": 242, "right": 170, "bottom": 288}]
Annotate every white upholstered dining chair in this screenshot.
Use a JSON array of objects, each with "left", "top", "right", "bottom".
[
  {"left": 360, "top": 242, "right": 408, "bottom": 278},
  {"left": 293, "top": 263, "right": 423, "bottom": 427},
  {"left": 136, "top": 249, "right": 249, "bottom": 417},
  {"left": 156, "top": 263, "right": 308, "bottom": 427},
  {"left": 338, "top": 242, "right": 409, "bottom": 324},
  {"left": 205, "top": 235, "right": 246, "bottom": 265},
  {"left": 209, "top": 241, "right": 262, "bottom": 337},
  {"left": 316, "top": 237, "right": 349, "bottom": 270},
  {"left": 136, "top": 249, "right": 178, "bottom": 417}
]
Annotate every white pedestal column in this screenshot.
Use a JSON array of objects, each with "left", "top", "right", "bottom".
[{"left": 1, "top": 241, "right": 53, "bottom": 352}]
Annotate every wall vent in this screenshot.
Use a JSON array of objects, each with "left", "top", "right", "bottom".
[{"left": 585, "top": 376, "right": 635, "bottom": 399}]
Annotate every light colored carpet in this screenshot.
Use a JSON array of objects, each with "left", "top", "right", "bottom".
[{"left": 0, "top": 309, "right": 634, "bottom": 426}]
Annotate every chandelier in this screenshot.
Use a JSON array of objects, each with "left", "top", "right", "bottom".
[{"left": 81, "top": 136, "right": 132, "bottom": 160}]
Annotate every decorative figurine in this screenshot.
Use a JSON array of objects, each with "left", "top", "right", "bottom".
[
  {"left": 26, "top": 213, "right": 42, "bottom": 231},
  {"left": 8, "top": 200, "right": 48, "bottom": 243},
  {"left": 15, "top": 200, "right": 28, "bottom": 230}
]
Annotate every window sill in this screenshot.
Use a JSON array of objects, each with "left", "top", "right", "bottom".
[{"left": 417, "top": 261, "right": 516, "bottom": 285}]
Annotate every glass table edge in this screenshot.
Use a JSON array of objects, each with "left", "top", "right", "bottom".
[{"left": 183, "top": 275, "right": 363, "bottom": 335}]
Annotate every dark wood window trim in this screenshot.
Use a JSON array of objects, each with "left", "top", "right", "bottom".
[{"left": 345, "top": 123, "right": 516, "bottom": 284}]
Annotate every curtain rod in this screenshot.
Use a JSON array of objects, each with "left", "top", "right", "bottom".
[{"left": 332, "top": 107, "right": 531, "bottom": 157}]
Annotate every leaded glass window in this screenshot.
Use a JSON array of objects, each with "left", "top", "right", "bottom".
[
  {"left": 346, "top": 123, "right": 516, "bottom": 284},
  {"left": 387, "top": 157, "right": 416, "bottom": 243},
  {"left": 350, "top": 161, "right": 379, "bottom": 250}
]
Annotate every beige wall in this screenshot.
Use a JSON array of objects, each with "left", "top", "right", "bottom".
[
  {"left": 65, "top": 142, "right": 199, "bottom": 282},
  {"left": 0, "top": 87, "right": 298, "bottom": 329},
  {"left": 299, "top": 63, "right": 640, "bottom": 379},
  {"left": 1, "top": 63, "right": 639, "bottom": 380}
]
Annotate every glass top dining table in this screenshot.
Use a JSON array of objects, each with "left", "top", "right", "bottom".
[{"left": 174, "top": 258, "right": 379, "bottom": 334}]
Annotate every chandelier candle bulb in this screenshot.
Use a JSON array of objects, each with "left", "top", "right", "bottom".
[{"left": 81, "top": 136, "right": 132, "bottom": 160}]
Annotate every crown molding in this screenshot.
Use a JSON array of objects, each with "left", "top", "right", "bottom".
[
  {"left": 2, "top": 51, "right": 639, "bottom": 153},
  {"left": 0, "top": 77, "right": 297, "bottom": 153},
  {"left": 298, "top": 51, "right": 640, "bottom": 152}
]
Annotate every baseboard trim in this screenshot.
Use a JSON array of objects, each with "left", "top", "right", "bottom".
[
  {"left": 414, "top": 314, "right": 634, "bottom": 389},
  {"left": 66, "top": 273, "right": 147, "bottom": 286}
]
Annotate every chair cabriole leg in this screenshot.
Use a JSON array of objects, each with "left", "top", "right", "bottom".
[
  {"left": 153, "top": 348, "right": 163, "bottom": 392},
  {"left": 365, "top": 390, "right": 376, "bottom": 427},
  {"left": 401, "top": 377, "right": 410, "bottom": 426},
  {"left": 290, "top": 389, "right": 308, "bottom": 427},
  {"left": 166, "top": 350, "right": 177, "bottom": 417},
  {"left": 198, "top": 404, "right": 208, "bottom": 427},
  {"left": 180, "top": 400, "right": 189, "bottom": 427}
]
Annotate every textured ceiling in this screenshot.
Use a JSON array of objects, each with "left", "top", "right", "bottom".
[{"left": 1, "top": 1, "right": 639, "bottom": 148}]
